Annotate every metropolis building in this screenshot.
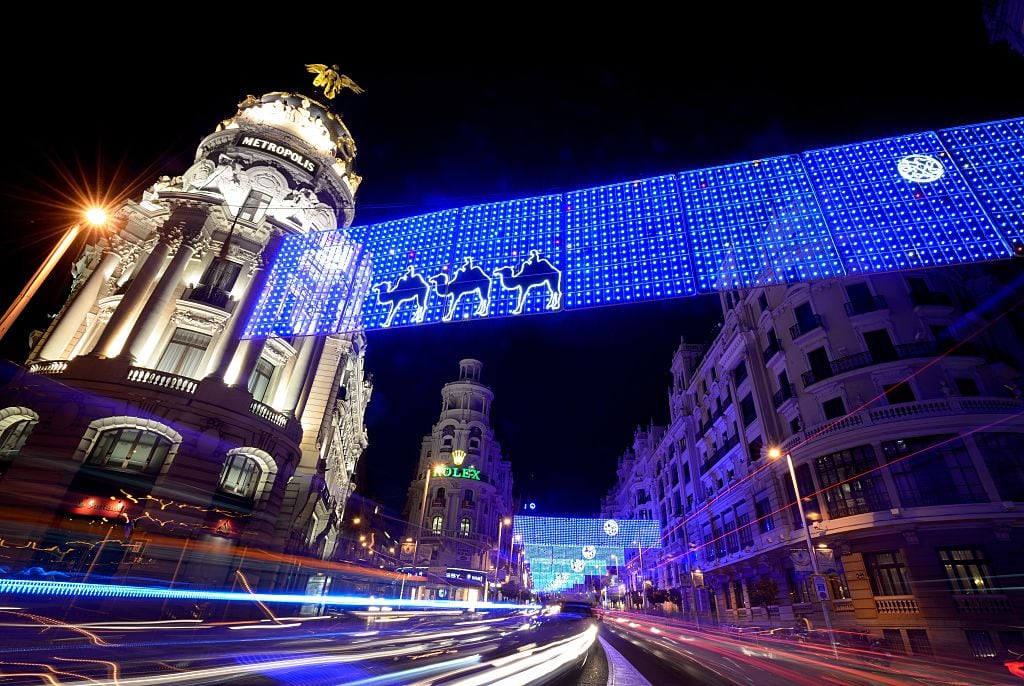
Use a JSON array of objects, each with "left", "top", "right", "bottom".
[
  {"left": 400, "top": 359, "right": 514, "bottom": 602},
  {"left": 0, "top": 88, "right": 372, "bottom": 593},
  {"left": 604, "top": 268, "right": 1024, "bottom": 660}
]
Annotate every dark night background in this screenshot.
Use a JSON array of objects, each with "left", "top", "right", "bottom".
[{"left": 0, "top": 6, "right": 1021, "bottom": 517}]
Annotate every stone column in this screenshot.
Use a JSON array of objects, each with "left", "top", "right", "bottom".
[
  {"left": 277, "top": 335, "right": 319, "bottom": 412},
  {"left": 122, "top": 231, "right": 204, "bottom": 364},
  {"left": 207, "top": 234, "right": 282, "bottom": 381},
  {"left": 39, "top": 248, "right": 123, "bottom": 360},
  {"left": 92, "top": 239, "right": 171, "bottom": 358}
]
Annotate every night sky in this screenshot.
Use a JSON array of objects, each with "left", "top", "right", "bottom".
[{"left": 1, "top": 6, "right": 1021, "bottom": 517}]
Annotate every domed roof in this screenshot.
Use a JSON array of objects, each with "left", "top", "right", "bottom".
[{"left": 225, "top": 91, "right": 357, "bottom": 162}]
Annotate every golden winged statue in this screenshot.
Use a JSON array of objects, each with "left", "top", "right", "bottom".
[{"left": 305, "top": 64, "right": 364, "bottom": 99}]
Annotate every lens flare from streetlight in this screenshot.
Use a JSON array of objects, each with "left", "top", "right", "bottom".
[
  {"left": 85, "top": 207, "right": 108, "bottom": 226},
  {"left": 767, "top": 447, "right": 782, "bottom": 459}
]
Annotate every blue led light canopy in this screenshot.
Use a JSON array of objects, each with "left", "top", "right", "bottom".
[{"left": 244, "top": 116, "right": 1023, "bottom": 338}]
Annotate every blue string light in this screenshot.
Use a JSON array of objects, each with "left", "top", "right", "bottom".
[{"left": 244, "top": 116, "right": 1023, "bottom": 338}]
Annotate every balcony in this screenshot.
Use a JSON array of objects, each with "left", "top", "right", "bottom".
[
  {"left": 789, "top": 314, "right": 823, "bottom": 340},
  {"left": 772, "top": 383, "right": 796, "bottom": 408},
  {"left": 832, "top": 598, "right": 855, "bottom": 613},
  {"left": 952, "top": 594, "right": 1012, "bottom": 614},
  {"left": 126, "top": 367, "right": 197, "bottom": 395},
  {"left": 762, "top": 341, "right": 782, "bottom": 363},
  {"left": 875, "top": 595, "right": 919, "bottom": 614},
  {"left": 187, "top": 283, "right": 232, "bottom": 309},
  {"left": 804, "top": 341, "right": 979, "bottom": 386},
  {"left": 910, "top": 290, "right": 953, "bottom": 308},
  {"left": 249, "top": 399, "right": 288, "bottom": 427},
  {"left": 28, "top": 360, "right": 68, "bottom": 375},
  {"left": 843, "top": 294, "right": 887, "bottom": 316}
]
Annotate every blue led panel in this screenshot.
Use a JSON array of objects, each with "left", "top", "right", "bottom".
[
  {"left": 681, "top": 155, "right": 844, "bottom": 291},
  {"left": 939, "top": 118, "right": 1024, "bottom": 248},
  {"left": 564, "top": 175, "right": 696, "bottom": 307},
  {"left": 350, "top": 210, "right": 459, "bottom": 330},
  {"left": 451, "top": 195, "right": 564, "bottom": 320},
  {"left": 516, "top": 516, "right": 661, "bottom": 592},
  {"left": 245, "top": 229, "right": 367, "bottom": 337},
  {"left": 803, "top": 132, "right": 1011, "bottom": 274},
  {"left": 245, "top": 116, "right": 1022, "bottom": 339}
]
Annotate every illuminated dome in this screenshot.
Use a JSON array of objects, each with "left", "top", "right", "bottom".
[{"left": 219, "top": 91, "right": 357, "bottom": 163}]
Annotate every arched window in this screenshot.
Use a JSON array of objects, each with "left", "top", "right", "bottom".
[
  {"left": 0, "top": 411, "right": 37, "bottom": 455},
  {"left": 87, "top": 427, "right": 172, "bottom": 473},
  {"left": 463, "top": 489, "right": 474, "bottom": 504},
  {"left": 459, "top": 517, "right": 471, "bottom": 536},
  {"left": 441, "top": 434, "right": 453, "bottom": 449},
  {"left": 218, "top": 453, "right": 265, "bottom": 499},
  {"left": 431, "top": 515, "right": 444, "bottom": 534},
  {"left": 435, "top": 487, "right": 446, "bottom": 505}
]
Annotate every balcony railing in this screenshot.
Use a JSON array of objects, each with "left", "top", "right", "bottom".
[
  {"left": 772, "top": 383, "right": 796, "bottom": 408},
  {"left": 832, "top": 598, "right": 855, "bottom": 613},
  {"left": 126, "top": 367, "right": 197, "bottom": 394},
  {"left": 789, "top": 314, "right": 823, "bottom": 339},
  {"left": 188, "top": 283, "right": 232, "bottom": 309},
  {"left": 249, "top": 399, "right": 288, "bottom": 427},
  {"left": 843, "top": 294, "right": 887, "bottom": 316},
  {"left": 28, "top": 360, "right": 68, "bottom": 375},
  {"left": 784, "top": 396, "right": 1024, "bottom": 451},
  {"left": 803, "top": 341, "right": 980, "bottom": 387},
  {"left": 910, "top": 290, "right": 953, "bottom": 307},
  {"left": 762, "top": 341, "right": 782, "bottom": 363},
  {"left": 952, "top": 594, "right": 1012, "bottom": 614},
  {"left": 875, "top": 595, "right": 919, "bottom": 614}
]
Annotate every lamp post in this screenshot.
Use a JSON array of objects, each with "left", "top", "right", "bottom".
[
  {"left": 487, "top": 516, "right": 511, "bottom": 602},
  {"left": 0, "top": 208, "right": 109, "bottom": 343},
  {"left": 409, "top": 464, "right": 442, "bottom": 600},
  {"left": 769, "top": 447, "right": 838, "bottom": 659},
  {"left": 632, "top": 539, "right": 645, "bottom": 605}
]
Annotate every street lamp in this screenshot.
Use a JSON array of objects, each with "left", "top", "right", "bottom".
[
  {"left": 409, "top": 463, "right": 443, "bottom": 599},
  {"left": 0, "top": 207, "right": 110, "bottom": 342},
  {"left": 487, "top": 516, "right": 512, "bottom": 602},
  {"left": 768, "top": 447, "right": 838, "bottom": 659}
]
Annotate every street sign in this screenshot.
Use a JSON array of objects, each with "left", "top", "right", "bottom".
[{"left": 811, "top": 574, "right": 831, "bottom": 601}]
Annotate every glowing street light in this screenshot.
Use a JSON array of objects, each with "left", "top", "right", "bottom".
[
  {"left": 0, "top": 207, "right": 110, "bottom": 342},
  {"left": 769, "top": 446, "right": 838, "bottom": 659}
]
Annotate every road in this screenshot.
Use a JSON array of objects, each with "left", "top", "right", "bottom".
[{"left": 0, "top": 602, "right": 1019, "bottom": 684}]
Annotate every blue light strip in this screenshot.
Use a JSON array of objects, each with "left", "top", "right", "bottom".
[
  {"left": 0, "top": 579, "right": 538, "bottom": 611},
  {"left": 244, "top": 116, "right": 1024, "bottom": 338}
]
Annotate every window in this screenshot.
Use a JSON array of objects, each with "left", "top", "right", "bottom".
[
  {"left": 748, "top": 436, "right": 763, "bottom": 462},
  {"left": 463, "top": 489, "right": 474, "bottom": 505},
  {"left": 822, "top": 397, "right": 846, "bottom": 420},
  {"left": 459, "top": 517, "right": 471, "bottom": 536},
  {"left": 431, "top": 515, "right": 443, "bottom": 534},
  {"left": 794, "top": 302, "right": 817, "bottom": 333},
  {"left": 864, "top": 550, "right": 911, "bottom": 596},
  {"left": 733, "top": 360, "right": 748, "bottom": 384},
  {"left": 703, "top": 533, "right": 715, "bottom": 562},
  {"left": 723, "top": 519, "right": 739, "bottom": 553},
  {"left": 882, "top": 436, "right": 986, "bottom": 507},
  {"left": 883, "top": 629, "right": 906, "bottom": 654},
  {"left": 441, "top": 433, "right": 453, "bottom": 449},
  {"left": 86, "top": 427, "right": 172, "bottom": 473},
  {"left": 954, "top": 377, "right": 981, "bottom": 397},
  {"left": 683, "top": 463, "right": 691, "bottom": 484},
  {"left": 0, "top": 417, "right": 34, "bottom": 454},
  {"left": 740, "top": 393, "right": 757, "bottom": 426},
  {"left": 468, "top": 437, "right": 480, "bottom": 450},
  {"left": 974, "top": 433, "right": 1024, "bottom": 501},
  {"left": 939, "top": 548, "right": 997, "bottom": 594},
  {"left": 248, "top": 358, "right": 275, "bottom": 403},
  {"left": 781, "top": 463, "right": 817, "bottom": 527},
  {"left": 737, "top": 512, "right": 753, "bottom": 547},
  {"left": 156, "top": 328, "right": 212, "bottom": 379},
  {"left": 845, "top": 283, "right": 874, "bottom": 312},
  {"left": 790, "top": 417, "right": 801, "bottom": 434},
  {"left": 807, "top": 347, "right": 831, "bottom": 383},
  {"left": 199, "top": 257, "right": 242, "bottom": 292},
  {"left": 755, "top": 497, "right": 775, "bottom": 533},
  {"left": 815, "top": 445, "right": 891, "bottom": 518},
  {"left": 435, "top": 487, "right": 446, "bottom": 503},
  {"left": 218, "top": 453, "right": 264, "bottom": 499},
  {"left": 864, "top": 328, "right": 897, "bottom": 362},
  {"left": 965, "top": 630, "right": 996, "bottom": 658},
  {"left": 883, "top": 382, "right": 915, "bottom": 404},
  {"left": 238, "top": 190, "right": 272, "bottom": 222},
  {"left": 777, "top": 370, "right": 791, "bottom": 397},
  {"left": 758, "top": 293, "right": 769, "bottom": 312}
]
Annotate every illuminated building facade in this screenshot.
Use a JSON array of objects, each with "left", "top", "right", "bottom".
[
  {"left": 400, "top": 359, "right": 513, "bottom": 601},
  {"left": 0, "top": 90, "right": 371, "bottom": 593},
  {"left": 606, "top": 267, "right": 1024, "bottom": 658}
]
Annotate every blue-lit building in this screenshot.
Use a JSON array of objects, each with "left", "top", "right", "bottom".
[
  {"left": 604, "top": 265, "right": 1024, "bottom": 660},
  {"left": 399, "top": 360, "right": 514, "bottom": 602},
  {"left": 0, "top": 89, "right": 375, "bottom": 597}
]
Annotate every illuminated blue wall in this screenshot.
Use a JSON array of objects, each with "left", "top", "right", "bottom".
[
  {"left": 515, "top": 516, "right": 661, "bottom": 593},
  {"left": 245, "top": 117, "right": 1024, "bottom": 338}
]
